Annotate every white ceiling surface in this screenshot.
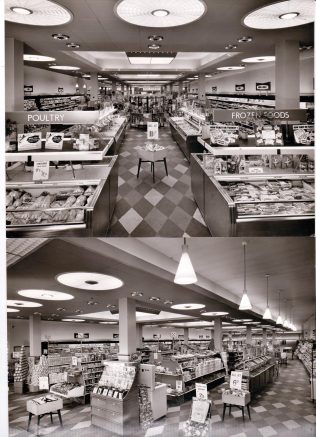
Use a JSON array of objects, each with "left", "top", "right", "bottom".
[
  {"left": 102, "top": 238, "right": 315, "bottom": 326},
  {"left": 6, "top": 239, "right": 47, "bottom": 267},
  {"left": 80, "top": 310, "right": 192, "bottom": 322}
]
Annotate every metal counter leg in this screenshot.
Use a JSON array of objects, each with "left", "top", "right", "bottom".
[
  {"left": 137, "top": 159, "right": 142, "bottom": 178},
  {"left": 163, "top": 158, "right": 168, "bottom": 176},
  {"left": 247, "top": 404, "right": 251, "bottom": 420},
  {"left": 222, "top": 403, "right": 227, "bottom": 421},
  {"left": 27, "top": 413, "right": 32, "bottom": 431},
  {"left": 57, "top": 410, "right": 63, "bottom": 427}
]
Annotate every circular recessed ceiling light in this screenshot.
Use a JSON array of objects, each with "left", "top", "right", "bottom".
[
  {"left": 171, "top": 303, "right": 205, "bottom": 310},
  {"left": 131, "top": 291, "right": 143, "bottom": 297},
  {"left": 5, "top": 0, "right": 73, "bottom": 26},
  {"left": 225, "top": 44, "right": 237, "bottom": 50},
  {"left": 52, "top": 33, "right": 69, "bottom": 40},
  {"left": 201, "top": 311, "right": 229, "bottom": 316},
  {"left": 115, "top": 0, "right": 206, "bottom": 28},
  {"left": 66, "top": 43, "right": 80, "bottom": 49},
  {"left": 149, "top": 296, "right": 160, "bottom": 301},
  {"left": 238, "top": 36, "right": 253, "bottom": 43},
  {"left": 49, "top": 65, "right": 80, "bottom": 70},
  {"left": 148, "top": 44, "right": 161, "bottom": 50},
  {"left": 23, "top": 54, "right": 56, "bottom": 62},
  {"left": 62, "top": 319, "right": 85, "bottom": 322},
  {"left": 10, "top": 6, "right": 32, "bottom": 15},
  {"left": 217, "top": 66, "right": 245, "bottom": 71},
  {"left": 242, "top": 56, "right": 275, "bottom": 63},
  {"left": 243, "top": 0, "right": 313, "bottom": 29},
  {"left": 18, "top": 289, "right": 74, "bottom": 301},
  {"left": 148, "top": 35, "right": 164, "bottom": 41},
  {"left": 7, "top": 299, "right": 42, "bottom": 308},
  {"left": 56, "top": 272, "right": 123, "bottom": 290},
  {"left": 99, "top": 321, "right": 118, "bottom": 325},
  {"left": 7, "top": 308, "right": 20, "bottom": 313}
]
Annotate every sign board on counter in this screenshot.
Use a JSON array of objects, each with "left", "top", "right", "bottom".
[
  {"left": 230, "top": 371, "right": 243, "bottom": 390},
  {"left": 33, "top": 161, "right": 50, "bottom": 181},
  {"left": 113, "top": 334, "right": 119, "bottom": 339},
  {"left": 74, "top": 333, "right": 89, "bottom": 339},
  {"left": 235, "top": 84, "right": 245, "bottom": 92},
  {"left": 24, "top": 85, "right": 33, "bottom": 93},
  {"left": 191, "top": 399, "right": 210, "bottom": 424},
  {"left": 6, "top": 111, "right": 101, "bottom": 125},
  {"left": 213, "top": 109, "right": 307, "bottom": 122},
  {"left": 147, "top": 122, "right": 159, "bottom": 140},
  {"left": 45, "top": 132, "right": 64, "bottom": 150},
  {"left": 176, "top": 380, "right": 183, "bottom": 392},
  {"left": 256, "top": 81, "right": 271, "bottom": 91},
  {"left": 58, "top": 87, "right": 64, "bottom": 93},
  {"left": 18, "top": 132, "right": 42, "bottom": 151},
  {"left": 195, "top": 383, "right": 208, "bottom": 400},
  {"left": 39, "top": 377, "right": 49, "bottom": 390}
]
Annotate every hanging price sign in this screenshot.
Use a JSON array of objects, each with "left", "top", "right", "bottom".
[
  {"left": 230, "top": 371, "right": 243, "bottom": 390},
  {"left": 147, "top": 122, "right": 159, "bottom": 139}
]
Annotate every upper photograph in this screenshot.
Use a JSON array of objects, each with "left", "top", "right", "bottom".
[{"left": 4, "top": 0, "right": 315, "bottom": 238}]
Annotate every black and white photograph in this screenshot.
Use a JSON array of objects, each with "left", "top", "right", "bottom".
[{"left": 2, "top": 0, "right": 316, "bottom": 436}]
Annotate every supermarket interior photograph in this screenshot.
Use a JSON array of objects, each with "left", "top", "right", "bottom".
[{"left": 3, "top": 0, "right": 316, "bottom": 437}]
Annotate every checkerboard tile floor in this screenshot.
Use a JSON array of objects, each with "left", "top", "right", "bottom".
[
  {"left": 108, "top": 127, "right": 210, "bottom": 237},
  {"left": 8, "top": 359, "right": 316, "bottom": 436}
]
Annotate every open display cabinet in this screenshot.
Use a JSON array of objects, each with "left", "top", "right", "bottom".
[
  {"left": 155, "top": 353, "right": 225, "bottom": 404},
  {"left": 91, "top": 361, "right": 140, "bottom": 435},
  {"left": 191, "top": 146, "right": 314, "bottom": 236},
  {"left": 169, "top": 115, "right": 206, "bottom": 161},
  {"left": 234, "top": 355, "right": 275, "bottom": 394},
  {"left": 295, "top": 340, "right": 316, "bottom": 400}
]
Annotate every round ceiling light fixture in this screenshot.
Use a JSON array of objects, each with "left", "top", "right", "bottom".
[
  {"left": 115, "top": 0, "right": 206, "bottom": 28},
  {"left": 7, "top": 299, "right": 42, "bottom": 308},
  {"left": 7, "top": 308, "right": 20, "bottom": 313},
  {"left": 49, "top": 65, "right": 80, "bottom": 70},
  {"left": 201, "top": 311, "right": 229, "bottom": 317},
  {"left": 148, "top": 35, "right": 164, "bottom": 41},
  {"left": 238, "top": 36, "right": 253, "bottom": 43},
  {"left": 171, "top": 303, "right": 205, "bottom": 310},
  {"left": 23, "top": 54, "right": 56, "bottom": 62},
  {"left": 5, "top": 0, "right": 73, "bottom": 26},
  {"left": 56, "top": 272, "right": 123, "bottom": 290},
  {"left": 52, "top": 33, "right": 69, "bottom": 40},
  {"left": 66, "top": 43, "right": 80, "bottom": 49},
  {"left": 61, "top": 319, "right": 85, "bottom": 323},
  {"left": 10, "top": 6, "right": 32, "bottom": 15},
  {"left": 217, "top": 66, "right": 245, "bottom": 71},
  {"left": 148, "top": 43, "right": 161, "bottom": 50},
  {"left": 243, "top": 0, "right": 314, "bottom": 29},
  {"left": 18, "top": 289, "right": 74, "bottom": 301},
  {"left": 242, "top": 56, "right": 275, "bottom": 63}
]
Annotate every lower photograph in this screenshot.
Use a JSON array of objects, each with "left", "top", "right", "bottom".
[{"left": 6, "top": 237, "right": 316, "bottom": 437}]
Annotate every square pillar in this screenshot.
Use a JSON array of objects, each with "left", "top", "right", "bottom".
[
  {"left": 136, "top": 324, "right": 143, "bottom": 348},
  {"left": 5, "top": 38, "right": 24, "bottom": 111},
  {"left": 29, "top": 315, "right": 41, "bottom": 357},
  {"left": 214, "top": 317, "right": 222, "bottom": 352},
  {"left": 262, "top": 329, "right": 267, "bottom": 347},
  {"left": 183, "top": 327, "right": 189, "bottom": 345},
  {"left": 90, "top": 72, "right": 99, "bottom": 102},
  {"left": 198, "top": 73, "right": 206, "bottom": 101},
  {"left": 275, "top": 40, "right": 300, "bottom": 109},
  {"left": 246, "top": 326, "right": 252, "bottom": 345},
  {"left": 118, "top": 298, "right": 136, "bottom": 361}
]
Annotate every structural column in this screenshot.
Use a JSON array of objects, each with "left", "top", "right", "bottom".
[
  {"left": 275, "top": 40, "right": 300, "bottom": 109},
  {"left": 272, "top": 330, "right": 276, "bottom": 346},
  {"left": 118, "top": 298, "right": 137, "bottom": 361},
  {"left": 183, "top": 327, "right": 189, "bottom": 345},
  {"left": 198, "top": 73, "right": 206, "bottom": 101},
  {"left": 112, "top": 81, "right": 117, "bottom": 95},
  {"left": 89, "top": 72, "right": 99, "bottom": 102},
  {"left": 214, "top": 317, "right": 222, "bottom": 352},
  {"left": 136, "top": 324, "right": 143, "bottom": 349},
  {"left": 5, "top": 38, "right": 24, "bottom": 111},
  {"left": 262, "top": 328, "right": 267, "bottom": 347},
  {"left": 29, "top": 315, "right": 41, "bottom": 357},
  {"left": 246, "top": 326, "right": 252, "bottom": 345}
]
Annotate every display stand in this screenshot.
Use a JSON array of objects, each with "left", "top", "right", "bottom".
[
  {"left": 222, "top": 371, "right": 251, "bottom": 421},
  {"left": 183, "top": 397, "right": 212, "bottom": 437}
]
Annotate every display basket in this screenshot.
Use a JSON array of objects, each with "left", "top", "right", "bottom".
[{"left": 183, "top": 397, "right": 211, "bottom": 437}]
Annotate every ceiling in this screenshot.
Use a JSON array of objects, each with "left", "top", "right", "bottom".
[
  {"left": 5, "top": 0, "right": 314, "bottom": 85},
  {"left": 6, "top": 237, "right": 315, "bottom": 330}
]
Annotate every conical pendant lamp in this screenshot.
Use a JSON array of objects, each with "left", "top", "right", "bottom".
[
  {"left": 174, "top": 237, "right": 197, "bottom": 285},
  {"left": 276, "top": 290, "right": 283, "bottom": 325},
  {"left": 239, "top": 241, "right": 252, "bottom": 310},
  {"left": 263, "top": 274, "right": 272, "bottom": 319}
]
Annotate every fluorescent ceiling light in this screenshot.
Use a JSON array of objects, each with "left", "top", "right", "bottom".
[
  {"left": 62, "top": 319, "right": 85, "bottom": 322},
  {"left": 202, "top": 312, "right": 229, "bottom": 316},
  {"left": 115, "top": 0, "right": 206, "bottom": 28},
  {"left": 7, "top": 300, "right": 42, "bottom": 308},
  {"left": 174, "top": 238, "right": 197, "bottom": 285},
  {"left": 128, "top": 56, "right": 175, "bottom": 65},
  {"left": 217, "top": 66, "right": 245, "bottom": 71},
  {"left": 243, "top": 0, "right": 313, "bottom": 29},
  {"left": 49, "top": 65, "right": 80, "bottom": 70},
  {"left": 232, "top": 319, "right": 253, "bottom": 322},
  {"left": 5, "top": 0, "right": 73, "bottom": 26},
  {"left": 7, "top": 308, "right": 20, "bottom": 313},
  {"left": 243, "top": 321, "right": 261, "bottom": 325},
  {"left": 56, "top": 272, "right": 123, "bottom": 290},
  {"left": 171, "top": 303, "right": 205, "bottom": 310},
  {"left": 99, "top": 321, "right": 118, "bottom": 325},
  {"left": 18, "top": 289, "right": 74, "bottom": 301},
  {"left": 24, "top": 54, "right": 56, "bottom": 62},
  {"left": 242, "top": 56, "right": 275, "bottom": 63}
]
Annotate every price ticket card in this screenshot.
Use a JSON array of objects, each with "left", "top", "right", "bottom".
[
  {"left": 230, "top": 371, "right": 243, "bottom": 390},
  {"left": 33, "top": 161, "right": 50, "bottom": 181}
]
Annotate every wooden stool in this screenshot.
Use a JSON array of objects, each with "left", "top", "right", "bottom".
[
  {"left": 137, "top": 148, "right": 168, "bottom": 183},
  {"left": 26, "top": 396, "right": 63, "bottom": 432}
]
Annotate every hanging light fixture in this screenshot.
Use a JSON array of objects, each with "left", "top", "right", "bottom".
[
  {"left": 276, "top": 290, "right": 283, "bottom": 325},
  {"left": 239, "top": 241, "right": 252, "bottom": 310},
  {"left": 174, "top": 237, "right": 197, "bottom": 285},
  {"left": 263, "top": 274, "right": 272, "bottom": 319},
  {"left": 282, "top": 300, "right": 289, "bottom": 328}
]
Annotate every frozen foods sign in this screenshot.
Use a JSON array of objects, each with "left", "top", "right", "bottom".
[{"left": 213, "top": 109, "right": 307, "bottom": 122}]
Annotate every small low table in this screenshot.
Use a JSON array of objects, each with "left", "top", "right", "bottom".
[
  {"left": 222, "top": 391, "right": 251, "bottom": 421},
  {"left": 26, "top": 395, "right": 63, "bottom": 432},
  {"left": 137, "top": 147, "right": 168, "bottom": 183}
]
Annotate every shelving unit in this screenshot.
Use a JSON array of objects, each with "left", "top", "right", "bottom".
[{"left": 24, "top": 94, "right": 85, "bottom": 112}]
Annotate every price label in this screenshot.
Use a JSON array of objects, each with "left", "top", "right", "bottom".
[
  {"left": 39, "top": 376, "right": 49, "bottom": 390},
  {"left": 72, "top": 356, "right": 78, "bottom": 366},
  {"left": 248, "top": 167, "right": 264, "bottom": 174},
  {"left": 33, "top": 161, "right": 49, "bottom": 181},
  {"left": 195, "top": 383, "right": 208, "bottom": 400},
  {"left": 147, "top": 122, "right": 159, "bottom": 140},
  {"left": 230, "top": 371, "right": 243, "bottom": 390},
  {"left": 153, "top": 352, "right": 158, "bottom": 360},
  {"left": 176, "top": 380, "right": 183, "bottom": 392}
]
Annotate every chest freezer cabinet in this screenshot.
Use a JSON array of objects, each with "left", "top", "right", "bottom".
[
  {"left": 169, "top": 117, "right": 206, "bottom": 161},
  {"left": 6, "top": 156, "right": 118, "bottom": 238},
  {"left": 190, "top": 154, "right": 314, "bottom": 236}
]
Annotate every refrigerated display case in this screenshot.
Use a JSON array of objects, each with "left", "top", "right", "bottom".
[
  {"left": 6, "top": 156, "right": 118, "bottom": 237},
  {"left": 169, "top": 116, "right": 206, "bottom": 161},
  {"left": 190, "top": 151, "right": 314, "bottom": 236}
]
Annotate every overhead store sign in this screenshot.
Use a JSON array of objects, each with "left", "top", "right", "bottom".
[
  {"left": 24, "top": 85, "right": 33, "bottom": 93},
  {"left": 256, "top": 81, "right": 271, "bottom": 91},
  {"left": 235, "top": 84, "right": 245, "bottom": 92},
  {"left": 6, "top": 111, "right": 101, "bottom": 125},
  {"left": 213, "top": 109, "right": 307, "bottom": 122}
]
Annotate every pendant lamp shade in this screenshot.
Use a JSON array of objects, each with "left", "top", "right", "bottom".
[
  {"left": 262, "top": 274, "right": 272, "bottom": 319},
  {"left": 276, "top": 290, "right": 283, "bottom": 325},
  {"left": 174, "top": 238, "right": 197, "bottom": 285},
  {"left": 239, "top": 241, "right": 252, "bottom": 310}
]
